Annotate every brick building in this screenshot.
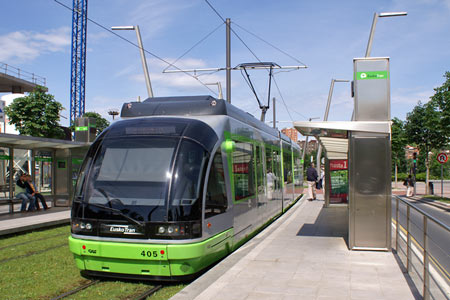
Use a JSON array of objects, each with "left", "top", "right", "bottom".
[{"left": 281, "top": 128, "right": 298, "bottom": 142}]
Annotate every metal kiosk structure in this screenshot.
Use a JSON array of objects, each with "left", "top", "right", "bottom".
[
  {"left": 0, "top": 133, "right": 90, "bottom": 213},
  {"left": 295, "top": 57, "right": 392, "bottom": 251}
]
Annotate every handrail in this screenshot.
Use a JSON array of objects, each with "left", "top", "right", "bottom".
[
  {"left": 0, "top": 62, "right": 46, "bottom": 87},
  {"left": 393, "top": 195, "right": 450, "bottom": 300},
  {"left": 394, "top": 195, "right": 450, "bottom": 232}
]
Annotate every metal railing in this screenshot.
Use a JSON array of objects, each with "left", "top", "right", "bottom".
[
  {"left": 0, "top": 62, "right": 46, "bottom": 86},
  {"left": 394, "top": 195, "right": 450, "bottom": 300}
]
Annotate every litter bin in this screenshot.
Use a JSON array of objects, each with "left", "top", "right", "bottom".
[{"left": 428, "top": 182, "right": 434, "bottom": 195}]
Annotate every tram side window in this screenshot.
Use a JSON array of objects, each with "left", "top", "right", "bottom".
[
  {"left": 205, "top": 150, "right": 227, "bottom": 218},
  {"left": 232, "top": 142, "right": 255, "bottom": 200}
]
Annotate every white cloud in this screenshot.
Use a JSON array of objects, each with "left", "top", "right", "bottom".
[
  {"left": 392, "top": 89, "right": 433, "bottom": 105},
  {"left": 128, "top": 0, "right": 197, "bottom": 39},
  {"left": 0, "top": 27, "right": 71, "bottom": 62}
]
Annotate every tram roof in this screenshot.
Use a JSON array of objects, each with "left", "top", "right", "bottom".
[
  {"left": 0, "top": 133, "right": 90, "bottom": 150},
  {"left": 121, "top": 95, "right": 293, "bottom": 143}
]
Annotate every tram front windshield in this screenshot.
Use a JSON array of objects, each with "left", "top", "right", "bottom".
[{"left": 79, "top": 136, "right": 207, "bottom": 223}]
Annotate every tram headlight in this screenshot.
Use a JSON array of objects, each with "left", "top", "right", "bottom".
[
  {"left": 71, "top": 219, "right": 94, "bottom": 234},
  {"left": 154, "top": 222, "right": 201, "bottom": 238}
]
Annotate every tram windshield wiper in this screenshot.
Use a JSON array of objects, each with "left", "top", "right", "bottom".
[
  {"left": 81, "top": 189, "right": 145, "bottom": 228},
  {"left": 86, "top": 202, "right": 145, "bottom": 228}
]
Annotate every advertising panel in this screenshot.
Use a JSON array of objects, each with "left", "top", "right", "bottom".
[{"left": 329, "top": 159, "right": 348, "bottom": 204}]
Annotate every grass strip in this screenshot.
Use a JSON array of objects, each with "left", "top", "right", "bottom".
[
  {"left": 0, "top": 225, "right": 69, "bottom": 248},
  {"left": 422, "top": 195, "right": 450, "bottom": 204}
]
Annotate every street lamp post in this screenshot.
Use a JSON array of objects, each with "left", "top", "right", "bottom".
[
  {"left": 111, "top": 25, "right": 154, "bottom": 98},
  {"left": 316, "top": 79, "right": 349, "bottom": 173},
  {"left": 301, "top": 117, "right": 320, "bottom": 167},
  {"left": 365, "top": 12, "right": 407, "bottom": 57}
]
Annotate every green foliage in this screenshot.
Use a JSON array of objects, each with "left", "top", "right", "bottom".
[
  {"left": 405, "top": 101, "right": 445, "bottom": 155},
  {"left": 429, "top": 71, "right": 450, "bottom": 143},
  {"left": 82, "top": 111, "right": 110, "bottom": 134},
  {"left": 4, "top": 86, "right": 65, "bottom": 139},
  {"left": 391, "top": 117, "right": 409, "bottom": 173}
]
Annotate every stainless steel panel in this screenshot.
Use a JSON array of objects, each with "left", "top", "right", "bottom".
[
  {"left": 349, "top": 133, "right": 391, "bottom": 250},
  {"left": 354, "top": 57, "right": 390, "bottom": 121}
]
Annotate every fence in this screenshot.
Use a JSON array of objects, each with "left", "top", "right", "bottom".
[
  {"left": 0, "top": 62, "right": 46, "bottom": 86},
  {"left": 394, "top": 195, "right": 450, "bottom": 300}
]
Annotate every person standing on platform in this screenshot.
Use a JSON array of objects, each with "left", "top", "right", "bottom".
[{"left": 306, "top": 163, "right": 318, "bottom": 201}]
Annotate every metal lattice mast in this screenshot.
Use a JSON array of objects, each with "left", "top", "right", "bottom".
[{"left": 70, "top": 0, "right": 88, "bottom": 125}]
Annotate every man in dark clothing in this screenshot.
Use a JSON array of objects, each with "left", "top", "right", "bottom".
[
  {"left": 16, "top": 173, "right": 36, "bottom": 211},
  {"left": 306, "top": 163, "right": 318, "bottom": 201},
  {"left": 26, "top": 175, "right": 49, "bottom": 210}
]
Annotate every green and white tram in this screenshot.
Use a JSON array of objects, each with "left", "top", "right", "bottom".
[{"left": 69, "top": 95, "right": 303, "bottom": 281}]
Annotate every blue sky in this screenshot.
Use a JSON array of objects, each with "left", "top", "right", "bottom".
[{"left": 0, "top": 0, "right": 449, "bottom": 132}]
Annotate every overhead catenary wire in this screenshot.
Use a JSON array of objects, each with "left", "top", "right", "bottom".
[
  {"left": 163, "top": 22, "right": 225, "bottom": 72},
  {"left": 53, "top": 0, "right": 219, "bottom": 97},
  {"left": 272, "top": 75, "right": 295, "bottom": 122},
  {"left": 233, "top": 22, "right": 307, "bottom": 67},
  {"left": 205, "top": 0, "right": 306, "bottom": 122}
]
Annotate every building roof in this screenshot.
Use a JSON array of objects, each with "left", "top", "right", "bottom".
[{"left": 0, "top": 133, "right": 90, "bottom": 150}]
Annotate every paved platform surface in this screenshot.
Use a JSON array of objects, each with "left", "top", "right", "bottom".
[
  {"left": 0, "top": 207, "right": 70, "bottom": 236},
  {"left": 172, "top": 196, "right": 418, "bottom": 300}
]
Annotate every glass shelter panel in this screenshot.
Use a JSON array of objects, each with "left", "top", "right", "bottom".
[
  {"left": 35, "top": 151, "right": 52, "bottom": 195},
  {"left": 13, "top": 149, "right": 31, "bottom": 195},
  {"left": 0, "top": 147, "right": 10, "bottom": 200}
]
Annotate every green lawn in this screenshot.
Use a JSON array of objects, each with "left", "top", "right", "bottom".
[
  {"left": 422, "top": 195, "right": 450, "bottom": 204},
  {"left": 0, "top": 226, "right": 185, "bottom": 299}
]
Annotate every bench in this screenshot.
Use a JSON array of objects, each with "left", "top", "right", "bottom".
[{"left": 0, "top": 198, "right": 22, "bottom": 213}]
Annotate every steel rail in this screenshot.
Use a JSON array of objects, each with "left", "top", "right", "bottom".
[
  {"left": 134, "top": 285, "right": 163, "bottom": 300},
  {"left": 50, "top": 280, "right": 100, "bottom": 300}
]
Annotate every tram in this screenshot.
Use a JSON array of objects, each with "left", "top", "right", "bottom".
[{"left": 69, "top": 95, "right": 303, "bottom": 281}]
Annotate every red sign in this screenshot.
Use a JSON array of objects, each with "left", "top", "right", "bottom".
[
  {"left": 437, "top": 153, "right": 448, "bottom": 164},
  {"left": 329, "top": 159, "right": 348, "bottom": 171},
  {"left": 233, "top": 163, "right": 249, "bottom": 174}
]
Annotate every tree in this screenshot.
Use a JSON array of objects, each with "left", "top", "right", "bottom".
[
  {"left": 391, "top": 117, "right": 407, "bottom": 186},
  {"left": 429, "top": 71, "right": 450, "bottom": 145},
  {"left": 4, "top": 86, "right": 65, "bottom": 139},
  {"left": 82, "top": 112, "right": 110, "bottom": 135},
  {"left": 404, "top": 101, "right": 445, "bottom": 192}
]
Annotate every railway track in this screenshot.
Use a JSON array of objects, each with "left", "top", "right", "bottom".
[
  {"left": 49, "top": 280, "right": 163, "bottom": 300},
  {"left": 134, "top": 285, "right": 164, "bottom": 300}
]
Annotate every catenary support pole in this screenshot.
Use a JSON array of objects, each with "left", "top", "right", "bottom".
[
  {"left": 226, "top": 18, "right": 231, "bottom": 104},
  {"left": 134, "top": 25, "right": 153, "bottom": 98},
  {"left": 272, "top": 97, "right": 276, "bottom": 129}
]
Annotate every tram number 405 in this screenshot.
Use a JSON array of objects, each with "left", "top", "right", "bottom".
[{"left": 141, "top": 250, "right": 158, "bottom": 258}]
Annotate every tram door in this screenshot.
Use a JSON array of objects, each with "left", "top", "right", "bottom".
[
  {"left": 231, "top": 141, "right": 258, "bottom": 240},
  {"left": 255, "top": 144, "right": 266, "bottom": 223}
]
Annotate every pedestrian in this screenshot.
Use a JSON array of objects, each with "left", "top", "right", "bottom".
[
  {"left": 404, "top": 175, "right": 414, "bottom": 197},
  {"left": 306, "top": 163, "right": 318, "bottom": 201},
  {"left": 26, "top": 175, "right": 49, "bottom": 210},
  {"left": 16, "top": 173, "right": 36, "bottom": 212},
  {"left": 316, "top": 166, "right": 325, "bottom": 190}
]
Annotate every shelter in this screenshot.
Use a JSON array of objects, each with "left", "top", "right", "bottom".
[{"left": 0, "top": 133, "right": 90, "bottom": 211}]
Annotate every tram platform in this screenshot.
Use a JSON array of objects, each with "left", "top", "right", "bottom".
[
  {"left": 172, "top": 195, "right": 418, "bottom": 300},
  {"left": 0, "top": 207, "right": 70, "bottom": 237}
]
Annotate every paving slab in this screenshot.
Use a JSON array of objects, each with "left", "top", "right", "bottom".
[
  {"left": 0, "top": 208, "right": 70, "bottom": 236},
  {"left": 171, "top": 196, "right": 418, "bottom": 300}
]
